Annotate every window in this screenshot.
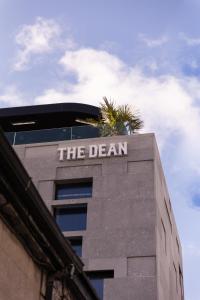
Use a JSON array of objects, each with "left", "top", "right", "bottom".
[
  {"left": 7, "top": 125, "right": 99, "bottom": 145},
  {"left": 55, "top": 179, "right": 92, "bottom": 200},
  {"left": 87, "top": 271, "right": 114, "bottom": 300},
  {"left": 15, "top": 127, "right": 71, "bottom": 145},
  {"left": 54, "top": 204, "right": 87, "bottom": 231},
  {"left": 67, "top": 237, "right": 82, "bottom": 257}
]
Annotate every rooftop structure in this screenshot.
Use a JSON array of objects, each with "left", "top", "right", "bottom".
[
  {"left": 0, "top": 102, "right": 100, "bottom": 131},
  {"left": 0, "top": 102, "right": 101, "bottom": 145}
]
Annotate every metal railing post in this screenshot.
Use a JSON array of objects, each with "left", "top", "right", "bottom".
[{"left": 13, "top": 132, "right": 17, "bottom": 145}]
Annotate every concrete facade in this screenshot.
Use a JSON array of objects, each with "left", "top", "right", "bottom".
[{"left": 14, "top": 133, "right": 184, "bottom": 300}]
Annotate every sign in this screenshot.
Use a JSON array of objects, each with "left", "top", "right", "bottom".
[{"left": 58, "top": 142, "right": 127, "bottom": 161}]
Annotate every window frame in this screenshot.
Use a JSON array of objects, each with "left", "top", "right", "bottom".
[
  {"left": 55, "top": 178, "right": 93, "bottom": 200},
  {"left": 54, "top": 204, "right": 87, "bottom": 231}
]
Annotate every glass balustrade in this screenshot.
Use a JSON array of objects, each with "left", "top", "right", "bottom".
[{"left": 5, "top": 125, "right": 99, "bottom": 145}]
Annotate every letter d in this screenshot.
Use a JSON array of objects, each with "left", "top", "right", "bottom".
[{"left": 89, "top": 145, "right": 98, "bottom": 158}]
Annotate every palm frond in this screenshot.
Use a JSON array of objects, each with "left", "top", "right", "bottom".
[
  {"left": 100, "top": 97, "right": 117, "bottom": 126},
  {"left": 84, "top": 118, "right": 100, "bottom": 127},
  {"left": 86, "top": 97, "right": 143, "bottom": 136},
  {"left": 117, "top": 104, "right": 134, "bottom": 122}
]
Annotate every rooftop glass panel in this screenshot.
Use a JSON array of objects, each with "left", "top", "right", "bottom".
[{"left": 5, "top": 125, "right": 99, "bottom": 145}]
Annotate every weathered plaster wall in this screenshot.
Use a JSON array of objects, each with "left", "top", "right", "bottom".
[{"left": 0, "top": 217, "right": 43, "bottom": 300}]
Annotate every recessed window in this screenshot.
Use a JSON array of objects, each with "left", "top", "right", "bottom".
[
  {"left": 67, "top": 237, "right": 82, "bottom": 257},
  {"left": 54, "top": 204, "right": 87, "bottom": 231},
  {"left": 55, "top": 180, "right": 92, "bottom": 200},
  {"left": 87, "top": 271, "right": 114, "bottom": 300}
]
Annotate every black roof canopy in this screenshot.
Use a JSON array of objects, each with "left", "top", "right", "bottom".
[{"left": 0, "top": 102, "right": 100, "bottom": 132}]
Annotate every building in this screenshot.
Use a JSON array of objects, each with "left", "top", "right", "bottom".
[
  {"left": 0, "top": 102, "right": 184, "bottom": 300},
  {"left": 0, "top": 128, "right": 98, "bottom": 299}
]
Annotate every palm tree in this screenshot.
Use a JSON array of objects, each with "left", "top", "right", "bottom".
[{"left": 86, "top": 97, "right": 143, "bottom": 136}]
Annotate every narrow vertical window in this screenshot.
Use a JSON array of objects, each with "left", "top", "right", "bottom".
[
  {"left": 55, "top": 179, "right": 92, "bottom": 200},
  {"left": 67, "top": 237, "right": 82, "bottom": 257},
  {"left": 54, "top": 204, "right": 87, "bottom": 231}
]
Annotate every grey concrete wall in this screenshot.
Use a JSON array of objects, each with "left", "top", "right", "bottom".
[
  {"left": 154, "top": 141, "right": 184, "bottom": 300},
  {"left": 14, "top": 133, "right": 183, "bottom": 300}
]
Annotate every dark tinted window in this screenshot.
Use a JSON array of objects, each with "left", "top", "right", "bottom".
[
  {"left": 72, "top": 126, "right": 100, "bottom": 140},
  {"left": 15, "top": 127, "right": 71, "bottom": 144},
  {"left": 67, "top": 237, "right": 82, "bottom": 257},
  {"left": 54, "top": 205, "right": 87, "bottom": 231},
  {"left": 55, "top": 180, "right": 92, "bottom": 200},
  {"left": 5, "top": 132, "right": 15, "bottom": 144},
  {"left": 87, "top": 271, "right": 114, "bottom": 300},
  {"left": 11, "top": 125, "right": 99, "bottom": 145}
]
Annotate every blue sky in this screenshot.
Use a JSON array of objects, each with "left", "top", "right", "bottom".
[{"left": 1, "top": 1, "right": 200, "bottom": 299}]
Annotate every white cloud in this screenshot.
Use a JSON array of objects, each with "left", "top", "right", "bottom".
[
  {"left": 146, "top": 61, "right": 158, "bottom": 71},
  {"left": 139, "top": 33, "right": 169, "bottom": 47},
  {"left": 13, "top": 17, "right": 61, "bottom": 71},
  {"left": 36, "top": 48, "right": 200, "bottom": 151},
  {"left": 185, "top": 243, "right": 200, "bottom": 257},
  {"left": 180, "top": 32, "right": 200, "bottom": 46},
  {"left": 33, "top": 45, "right": 200, "bottom": 194},
  {"left": 35, "top": 88, "right": 74, "bottom": 104},
  {"left": 35, "top": 48, "right": 200, "bottom": 234},
  {"left": 0, "top": 86, "right": 26, "bottom": 107}
]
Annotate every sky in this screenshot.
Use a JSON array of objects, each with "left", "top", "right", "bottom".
[{"left": 0, "top": 1, "right": 200, "bottom": 299}]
